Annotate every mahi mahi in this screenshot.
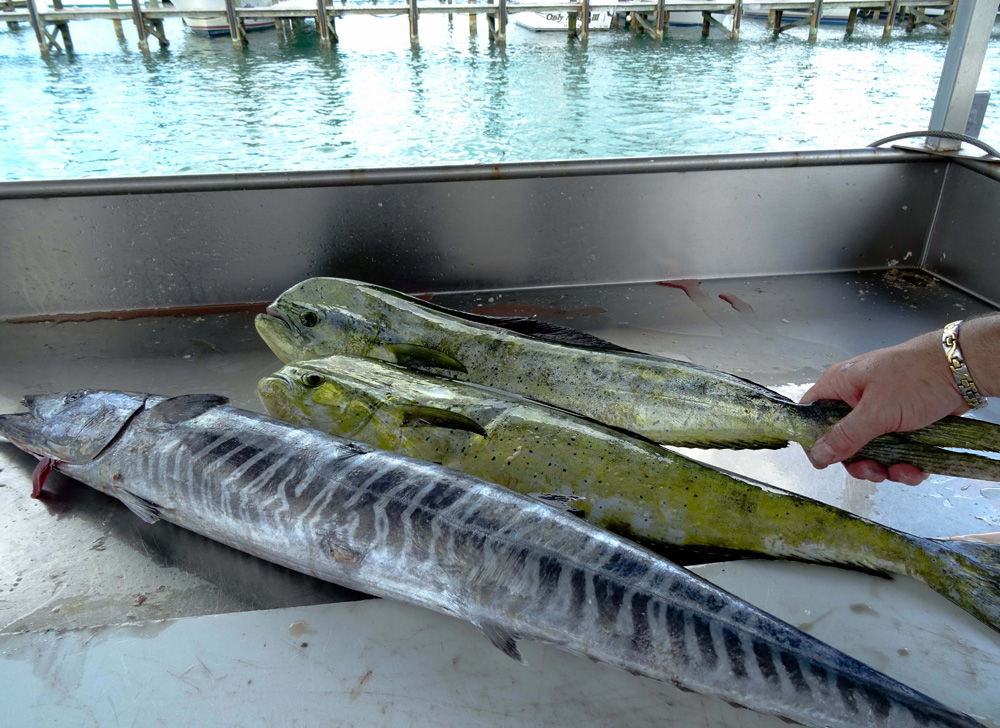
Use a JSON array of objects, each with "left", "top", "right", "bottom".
[
  {"left": 0, "top": 390, "right": 987, "bottom": 728},
  {"left": 254, "top": 277, "right": 1000, "bottom": 480},
  {"left": 258, "top": 355, "right": 1000, "bottom": 633}
]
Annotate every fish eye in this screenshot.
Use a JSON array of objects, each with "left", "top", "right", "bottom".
[
  {"left": 66, "top": 392, "right": 84, "bottom": 402},
  {"left": 301, "top": 374, "right": 324, "bottom": 388},
  {"left": 299, "top": 311, "right": 319, "bottom": 327}
]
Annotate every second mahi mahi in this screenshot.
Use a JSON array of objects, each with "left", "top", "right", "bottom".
[{"left": 259, "top": 355, "right": 1000, "bottom": 634}]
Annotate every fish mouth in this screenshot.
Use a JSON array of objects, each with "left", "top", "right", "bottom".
[
  {"left": 258, "top": 373, "right": 295, "bottom": 398},
  {"left": 262, "top": 305, "right": 293, "bottom": 330}
]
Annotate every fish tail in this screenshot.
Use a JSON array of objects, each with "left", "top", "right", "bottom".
[
  {"left": 902, "top": 415, "right": 1000, "bottom": 452},
  {"left": 852, "top": 436, "right": 1000, "bottom": 481},
  {"left": 922, "top": 537, "right": 1000, "bottom": 633}
]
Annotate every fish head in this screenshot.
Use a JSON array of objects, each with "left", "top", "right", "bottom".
[
  {"left": 0, "top": 390, "right": 149, "bottom": 463},
  {"left": 258, "top": 359, "right": 387, "bottom": 438},
  {"left": 255, "top": 278, "right": 388, "bottom": 363}
]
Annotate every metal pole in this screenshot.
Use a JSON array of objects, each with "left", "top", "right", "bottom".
[{"left": 928, "top": 0, "right": 996, "bottom": 150}]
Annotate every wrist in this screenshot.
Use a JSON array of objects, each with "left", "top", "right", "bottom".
[{"left": 953, "top": 315, "right": 1000, "bottom": 400}]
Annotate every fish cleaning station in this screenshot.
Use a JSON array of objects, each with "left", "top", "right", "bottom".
[{"left": 2, "top": 1, "right": 1000, "bottom": 726}]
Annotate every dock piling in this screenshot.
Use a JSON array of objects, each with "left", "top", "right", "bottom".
[
  {"left": 883, "top": 0, "right": 899, "bottom": 36},
  {"left": 731, "top": 0, "right": 741, "bottom": 38},
  {"left": 581, "top": 0, "right": 590, "bottom": 41},
  {"left": 846, "top": 6, "right": 857, "bottom": 32},
  {"left": 51, "top": 0, "right": 71, "bottom": 50},
  {"left": 654, "top": 0, "right": 665, "bottom": 39},
  {"left": 407, "top": 0, "right": 418, "bottom": 45},
  {"left": 222, "top": 0, "right": 247, "bottom": 46},
  {"left": 808, "top": 0, "right": 822, "bottom": 37},
  {"left": 469, "top": 0, "right": 476, "bottom": 33},
  {"left": 108, "top": 0, "right": 125, "bottom": 39},
  {"left": 568, "top": 9, "right": 577, "bottom": 36},
  {"left": 701, "top": 10, "right": 709, "bottom": 35},
  {"left": 23, "top": 0, "right": 50, "bottom": 54}
]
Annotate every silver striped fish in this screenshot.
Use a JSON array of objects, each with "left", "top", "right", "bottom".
[{"left": 0, "top": 390, "right": 987, "bottom": 728}]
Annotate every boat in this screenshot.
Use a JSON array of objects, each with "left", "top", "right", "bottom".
[
  {"left": 168, "top": 0, "right": 275, "bottom": 35},
  {"left": 511, "top": 1, "right": 616, "bottom": 31}
]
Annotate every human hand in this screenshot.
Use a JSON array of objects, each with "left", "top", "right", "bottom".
[{"left": 800, "top": 330, "right": 969, "bottom": 485}]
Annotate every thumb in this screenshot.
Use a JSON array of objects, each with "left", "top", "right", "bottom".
[{"left": 808, "top": 402, "right": 888, "bottom": 468}]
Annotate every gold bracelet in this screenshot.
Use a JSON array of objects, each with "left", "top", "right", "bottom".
[{"left": 942, "top": 320, "right": 988, "bottom": 410}]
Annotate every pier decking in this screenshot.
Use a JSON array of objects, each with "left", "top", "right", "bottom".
[{"left": 0, "top": 0, "right": 964, "bottom": 54}]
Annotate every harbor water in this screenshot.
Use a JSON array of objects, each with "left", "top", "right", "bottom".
[{"left": 1, "top": 10, "right": 999, "bottom": 180}]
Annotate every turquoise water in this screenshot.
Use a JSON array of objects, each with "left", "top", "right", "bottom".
[{"left": 1, "top": 10, "right": 999, "bottom": 180}]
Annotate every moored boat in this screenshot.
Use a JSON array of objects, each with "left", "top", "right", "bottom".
[{"left": 169, "top": 0, "right": 275, "bottom": 35}]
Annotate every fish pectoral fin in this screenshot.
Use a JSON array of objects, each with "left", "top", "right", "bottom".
[
  {"left": 149, "top": 394, "right": 230, "bottom": 424},
  {"left": 477, "top": 621, "right": 523, "bottom": 663},
  {"left": 117, "top": 489, "right": 162, "bottom": 524},
  {"left": 385, "top": 344, "right": 467, "bottom": 374},
  {"left": 397, "top": 405, "right": 488, "bottom": 437},
  {"left": 526, "top": 492, "right": 588, "bottom": 518}
]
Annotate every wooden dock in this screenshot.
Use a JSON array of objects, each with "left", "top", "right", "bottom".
[{"left": 0, "top": 0, "right": 963, "bottom": 54}]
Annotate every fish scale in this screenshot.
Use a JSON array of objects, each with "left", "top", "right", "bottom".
[{"left": 0, "top": 391, "right": 986, "bottom": 728}]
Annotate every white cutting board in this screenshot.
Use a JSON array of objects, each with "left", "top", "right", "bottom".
[{"left": 2, "top": 560, "right": 998, "bottom": 727}]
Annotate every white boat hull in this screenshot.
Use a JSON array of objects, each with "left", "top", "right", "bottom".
[{"left": 169, "top": 0, "right": 275, "bottom": 35}]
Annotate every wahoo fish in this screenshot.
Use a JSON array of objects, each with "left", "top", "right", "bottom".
[
  {"left": 0, "top": 390, "right": 987, "bottom": 728},
  {"left": 258, "top": 355, "right": 1000, "bottom": 633},
  {"left": 254, "top": 278, "right": 1000, "bottom": 480}
]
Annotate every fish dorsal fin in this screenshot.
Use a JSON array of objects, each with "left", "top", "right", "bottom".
[
  {"left": 478, "top": 621, "right": 523, "bottom": 663},
  {"left": 150, "top": 394, "right": 230, "bottom": 424},
  {"left": 117, "top": 489, "right": 161, "bottom": 524},
  {"left": 397, "top": 405, "right": 488, "bottom": 437},
  {"left": 385, "top": 344, "right": 467, "bottom": 373},
  {"left": 526, "top": 492, "right": 588, "bottom": 517},
  {"left": 482, "top": 318, "right": 640, "bottom": 353},
  {"left": 392, "top": 289, "right": 638, "bottom": 354}
]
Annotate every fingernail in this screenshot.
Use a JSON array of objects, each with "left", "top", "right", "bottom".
[{"left": 810, "top": 440, "right": 836, "bottom": 467}]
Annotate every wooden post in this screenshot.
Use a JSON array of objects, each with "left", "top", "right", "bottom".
[
  {"left": 568, "top": 9, "right": 577, "bottom": 36},
  {"left": 662, "top": 10, "right": 669, "bottom": 30},
  {"left": 946, "top": 0, "right": 957, "bottom": 31},
  {"left": 731, "top": 0, "right": 741, "bottom": 39},
  {"left": 486, "top": 0, "right": 495, "bottom": 38},
  {"left": 580, "top": 0, "right": 589, "bottom": 41},
  {"left": 130, "top": 0, "right": 149, "bottom": 51},
  {"left": 4, "top": 0, "right": 20, "bottom": 29},
  {"left": 50, "top": 0, "right": 73, "bottom": 50},
  {"left": 766, "top": 8, "right": 774, "bottom": 27},
  {"left": 147, "top": 0, "right": 168, "bottom": 48},
  {"left": 316, "top": 0, "right": 331, "bottom": 44},
  {"left": 773, "top": 8, "right": 782, "bottom": 30},
  {"left": 469, "top": 0, "right": 476, "bottom": 33},
  {"left": 222, "top": 0, "right": 246, "bottom": 46},
  {"left": 23, "top": 0, "right": 48, "bottom": 54},
  {"left": 882, "top": 0, "right": 898, "bottom": 37},
  {"left": 653, "top": 0, "right": 664, "bottom": 39},
  {"left": 808, "top": 0, "right": 823, "bottom": 36},
  {"left": 108, "top": 0, "right": 125, "bottom": 39},
  {"left": 408, "top": 0, "right": 418, "bottom": 45},
  {"left": 846, "top": 6, "right": 857, "bottom": 32},
  {"left": 447, "top": 0, "right": 452, "bottom": 22},
  {"left": 701, "top": 10, "right": 709, "bottom": 35},
  {"left": 628, "top": 10, "right": 639, "bottom": 34},
  {"left": 497, "top": 0, "right": 506, "bottom": 43}
]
